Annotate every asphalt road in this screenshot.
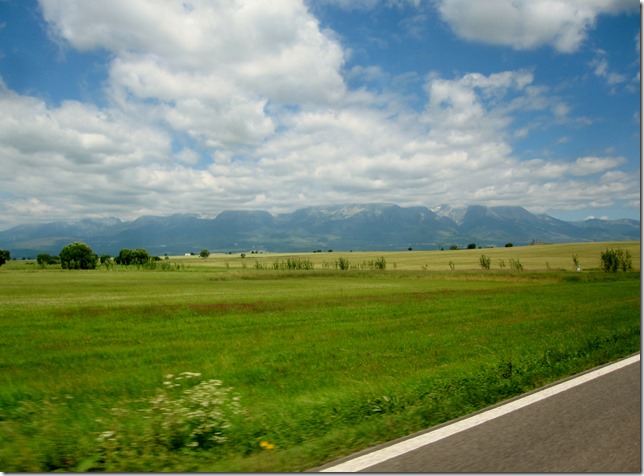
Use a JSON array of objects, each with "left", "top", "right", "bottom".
[{"left": 315, "top": 354, "right": 640, "bottom": 472}]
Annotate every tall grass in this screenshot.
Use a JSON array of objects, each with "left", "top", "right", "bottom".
[{"left": 0, "top": 244, "right": 639, "bottom": 471}]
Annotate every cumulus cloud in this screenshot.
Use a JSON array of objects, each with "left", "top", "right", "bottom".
[
  {"left": 41, "top": 0, "right": 346, "bottom": 149},
  {"left": 0, "top": 1, "right": 637, "bottom": 229},
  {"left": 434, "top": 0, "right": 638, "bottom": 52}
]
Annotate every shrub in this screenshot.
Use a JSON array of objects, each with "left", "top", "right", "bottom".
[
  {"left": 600, "top": 248, "right": 632, "bottom": 272},
  {"left": 37, "top": 254, "right": 60, "bottom": 266},
  {"left": 59, "top": 242, "right": 98, "bottom": 270},
  {"left": 509, "top": 258, "right": 523, "bottom": 271},
  {"left": 144, "top": 373, "right": 243, "bottom": 450},
  {"left": 467, "top": 243, "right": 476, "bottom": 250},
  {"left": 479, "top": 254, "right": 491, "bottom": 270},
  {"left": 336, "top": 257, "right": 350, "bottom": 270},
  {"left": 200, "top": 249, "right": 210, "bottom": 259}
]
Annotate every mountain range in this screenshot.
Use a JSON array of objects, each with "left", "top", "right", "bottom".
[{"left": 0, "top": 203, "right": 639, "bottom": 258}]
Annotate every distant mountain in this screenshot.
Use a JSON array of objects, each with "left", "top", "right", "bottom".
[{"left": 0, "top": 204, "right": 639, "bottom": 258}]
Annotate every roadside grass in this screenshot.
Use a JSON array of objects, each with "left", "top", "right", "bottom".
[{"left": 0, "top": 242, "right": 639, "bottom": 471}]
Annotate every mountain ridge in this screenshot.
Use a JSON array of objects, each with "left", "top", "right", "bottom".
[{"left": 0, "top": 203, "right": 639, "bottom": 258}]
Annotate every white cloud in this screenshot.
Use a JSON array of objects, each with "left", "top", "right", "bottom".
[
  {"left": 40, "top": 0, "right": 346, "bottom": 150},
  {"left": 0, "top": 1, "right": 638, "bottom": 230},
  {"left": 434, "top": 0, "right": 638, "bottom": 52}
]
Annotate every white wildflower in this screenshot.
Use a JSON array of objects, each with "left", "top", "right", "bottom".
[{"left": 96, "top": 430, "right": 116, "bottom": 442}]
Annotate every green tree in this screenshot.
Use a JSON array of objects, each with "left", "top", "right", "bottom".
[
  {"left": 200, "top": 249, "right": 210, "bottom": 259},
  {"left": 0, "top": 249, "right": 10, "bottom": 267},
  {"left": 467, "top": 243, "right": 476, "bottom": 249},
  {"left": 115, "top": 248, "right": 151, "bottom": 266},
  {"left": 59, "top": 242, "right": 98, "bottom": 270}
]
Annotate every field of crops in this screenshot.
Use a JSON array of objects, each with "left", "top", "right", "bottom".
[{"left": 0, "top": 241, "right": 639, "bottom": 471}]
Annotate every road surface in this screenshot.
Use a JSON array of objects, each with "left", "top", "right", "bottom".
[{"left": 315, "top": 354, "right": 640, "bottom": 472}]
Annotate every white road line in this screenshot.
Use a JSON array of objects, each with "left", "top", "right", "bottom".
[{"left": 320, "top": 354, "right": 640, "bottom": 473}]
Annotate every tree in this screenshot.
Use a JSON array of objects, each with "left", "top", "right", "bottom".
[
  {"left": 467, "top": 243, "right": 476, "bottom": 250},
  {"left": 505, "top": 243, "right": 513, "bottom": 248},
  {"left": 0, "top": 249, "right": 10, "bottom": 267},
  {"left": 59, "top": 242, "right": 98, "bottom": 270},
  {"left": 200, "top": 249, "right": 210, "bottom": 259},
  {"left": 115, "top": 248, "right": 151, "bottom": 266}
]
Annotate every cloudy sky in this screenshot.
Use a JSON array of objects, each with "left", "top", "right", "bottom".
[{"left": 0, "top": 0, "right": 640, "bottom": 229}]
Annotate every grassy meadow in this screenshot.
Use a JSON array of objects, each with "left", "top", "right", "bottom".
[{"left": 0, "top": 241, "right": 640, "bottom": 471}]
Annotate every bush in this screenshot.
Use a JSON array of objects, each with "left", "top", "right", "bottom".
[
  {"left": 467, "top": 243, "right": 476, "bottom": 250},
  {"left": 59, "top": 242, "right": 98, "bottom": 270},
  {"left": 479, "top": 254, "right": 491, "bottom": 270},
  {"left": 600, "top": 248, "right": 632, "bottom": 272},
  {"left": 37, "top": 254, "right": 60, "bottom": 266},
  {"left": 336, "top": 257, "right": 350, "bottom": 270},
  {"left": 509, "top": 258, "right": 523, "bottom": 271},
  {"left": 114, "top": 248, "right": 152, "bottom": 266}
]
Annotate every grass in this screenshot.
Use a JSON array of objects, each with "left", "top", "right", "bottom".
[{"left": 0, "top": 242, "right": 639, "bottom": 471}]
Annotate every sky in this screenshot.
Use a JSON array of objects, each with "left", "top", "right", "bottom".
[{"left": 0, "top": 0, "right": 640, "bottom": 230}]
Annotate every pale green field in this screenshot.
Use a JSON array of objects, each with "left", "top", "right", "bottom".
[{"left": 167, "top": 241, "right": 640, "bottom": 272}]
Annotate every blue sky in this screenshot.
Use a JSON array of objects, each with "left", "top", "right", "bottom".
[{"left": 0, "top": 0, "right": 640, "bottom": 230}]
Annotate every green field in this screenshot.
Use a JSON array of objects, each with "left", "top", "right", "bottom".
[{"left": 0, "top": 242, "right": 640, "bottom": 472}]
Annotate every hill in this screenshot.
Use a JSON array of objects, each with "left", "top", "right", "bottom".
[{"left": 0, "top": 203, "right": 639, "bottom": 257}]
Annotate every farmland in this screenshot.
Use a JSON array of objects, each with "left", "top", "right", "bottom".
[{"left": 0, "top": 241, "right": 640, "bottom": 472}]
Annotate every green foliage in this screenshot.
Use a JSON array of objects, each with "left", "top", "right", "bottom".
[
  {"left": 0, "top": 249, "right": 10, "bottom": 267},
  {"left": 336, "top": 256, "right": 350, "bottom": 270},
  {"left": 467, "top": 243, "right": 477, "bottom": 250},
  {"left": 59, "top": 242, "right": 98, "bottom": 270},
  {"left": 37, "top": 254, "right": 60, "bottom": 266},
  {"left": 374, "top": 256, "right": 387, "bottom": 270},
  {"left": 114, "top": 248, "right": 152, "bottom": 266},
  {"left": 509, "top": 258, "right": 523, "bottom": 271},
  {"left": 505, "top": 243, "right": 513, "bottom": 248},
  {"left": 479, "top": 254, "right": 491, "bottom": 270},
  {"left": 600, "top": 248, "right": 632, "bottom": 272},
  {"left": 200, "top": 249, "right": 210, "bottom": 259},
  {"left": 449, "top": 245, "right": 458, "bottom": 250}
]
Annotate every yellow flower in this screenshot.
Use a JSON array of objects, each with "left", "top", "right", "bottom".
[{"left": 259, "top": 441, "right": 276, "bottom": 450}]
